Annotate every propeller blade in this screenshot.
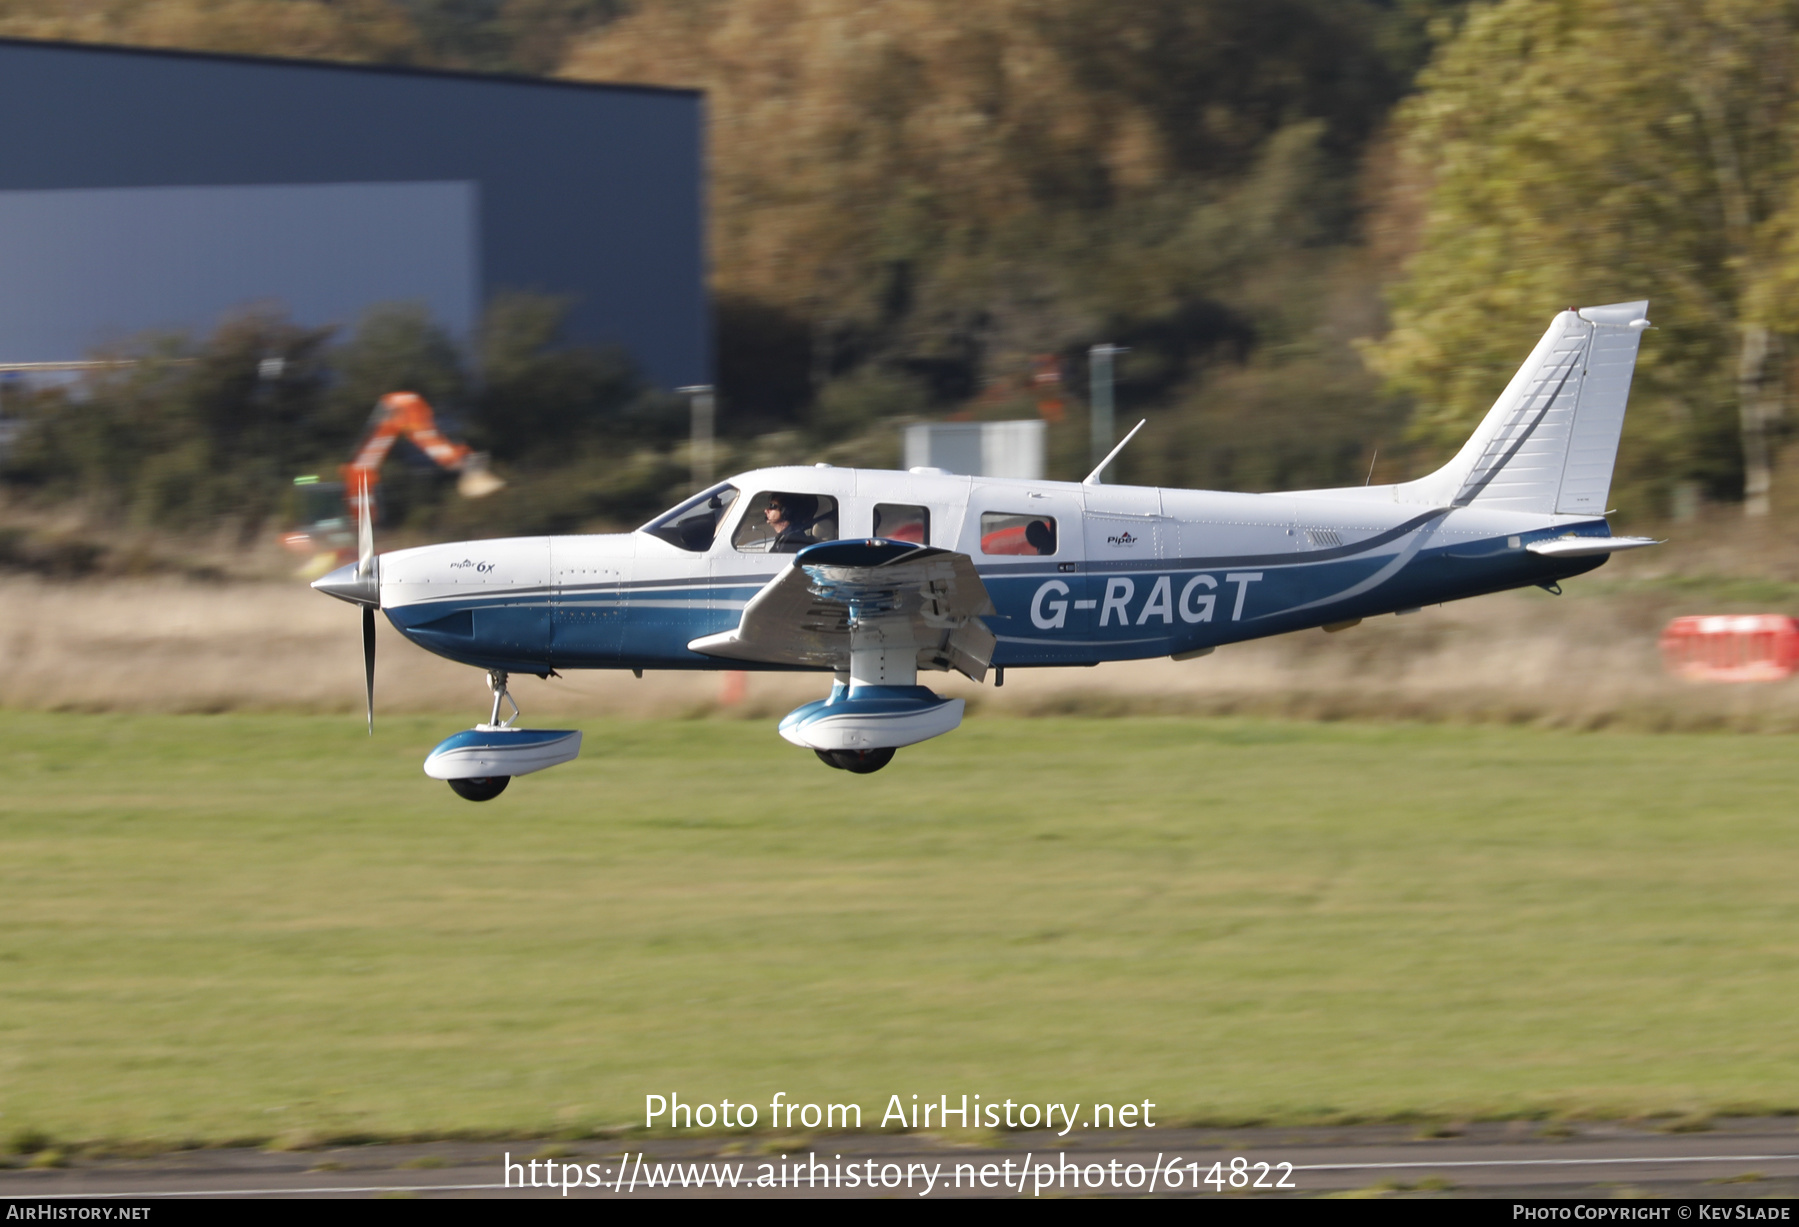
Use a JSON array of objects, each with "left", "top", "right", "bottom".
[
  {"left": 356, "top": 476, "right": 375, "bottom": 580},
  {"left": 362, "top": 604, "right": 376, "bottom": 735}
]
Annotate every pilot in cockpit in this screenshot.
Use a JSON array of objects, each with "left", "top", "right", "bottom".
[{"left": 762, "top": 492, "right": 820, "bottom": 553}]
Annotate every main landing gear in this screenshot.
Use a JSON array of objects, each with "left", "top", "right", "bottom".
[
  {"left": 448, "top": 774, "right": 510, "bottom": 801},
  {"left": 814, "top": 747, "right": 897, "bottom": 774},
  {"left": 779, "top": 656, "right": 966, "bottom": 774}
]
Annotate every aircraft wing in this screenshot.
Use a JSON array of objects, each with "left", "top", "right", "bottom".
[{"left": 688, "top": 540, "right": 998, "bottom": 681}]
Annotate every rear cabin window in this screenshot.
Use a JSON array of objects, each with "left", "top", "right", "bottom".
[
  {"left": 733, "top": 491, "right": 840, "bottom": 553},
  {"left": 980, "top": 511, "right": 1057, "bottom": 556},
  {"left": 874, "top": 503, "right": 929, "bottom": 544}
]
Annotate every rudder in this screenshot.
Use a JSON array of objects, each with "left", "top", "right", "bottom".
[{"left": 1396, "top": 300, "right": 1650, "bottom": 514}]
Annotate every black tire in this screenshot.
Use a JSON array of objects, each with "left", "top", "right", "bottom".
[
  {"left": 815, "top": 749, "right": 847, "bottom": 769},
  {"left": 826, "top": 747, "right": 895, "bottom": 774},
  {"left": 448, "top": 775, "right": 511, "bottom": 801}
]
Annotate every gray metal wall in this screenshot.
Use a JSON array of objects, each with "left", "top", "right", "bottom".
[
  {"left": 904, "top": 421, "right": 1046, "bottom": 479},
  {"left": 0, "top": 38, "right": 705, "bottom": 387}
]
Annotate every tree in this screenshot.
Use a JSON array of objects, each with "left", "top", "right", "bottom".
[
  {"left": 561, "top": 0, "right": 1414, "bottom": 408},
  {"left": 0, "top": 311, "right": 337, "bottom": 529},
  {"left": 0, "top": 0, "right": 422, "bottom": 63},
  {"left": 0, "top": 0, "right": 622, "bottom": 75},
  {"left": 329, "top": 302, "right": 467, "bottom": 439},
  {"left": 1366, "top": 0, "right": 1799, "bottom": 516},
  {"left": 473, "top": 292, "right": 675, "bottom": 464}
]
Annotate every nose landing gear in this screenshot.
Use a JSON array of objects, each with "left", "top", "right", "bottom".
[
  {"left": 444, "top": 670, "right": 519, "bottom": 800},
  {"left": 423, "top": 669, "right": 582, "bottom": 800},
  {"left": 485, "top": 668, "right": 520, "bottom": 729}
]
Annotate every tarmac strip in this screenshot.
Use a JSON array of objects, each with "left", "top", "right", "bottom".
[{"left": 4, "top": 1118, "right": 1799, "bottom": 1199}]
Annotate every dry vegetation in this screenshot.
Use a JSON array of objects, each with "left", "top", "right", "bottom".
[{"left": 7, "top": 506, "right": 1799, "bottom": 731}]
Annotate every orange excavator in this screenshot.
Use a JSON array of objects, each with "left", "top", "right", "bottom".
[{"left": 284, "top": 392, "right": 504, "bottom": 579}]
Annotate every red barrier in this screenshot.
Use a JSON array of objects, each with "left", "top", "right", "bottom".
[{"left": 1659, "top": 615, "right": 1799, "bottom": 682}]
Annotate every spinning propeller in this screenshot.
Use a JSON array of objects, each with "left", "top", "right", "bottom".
[
  {"left": 309, "top": 477, "right": 382, "bottom": 733},
  {"left": 357, "top": 477, "right": 376, "bottom": 734}
]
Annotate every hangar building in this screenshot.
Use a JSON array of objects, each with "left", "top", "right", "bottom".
[{"left": 0, "top": 37, "right": 706, "bottom": 388}]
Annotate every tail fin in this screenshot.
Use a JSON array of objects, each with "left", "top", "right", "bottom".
[{"left": 1396, "top": 300, "right": 1650, "bottom": 514}]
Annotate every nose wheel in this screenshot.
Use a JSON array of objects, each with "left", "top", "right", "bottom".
[
  {"left": 445, "top": 670, "right": 520, "bottom": 801},
  {"left": 814, "top": 747, "right": 896, "bottom": 773}
]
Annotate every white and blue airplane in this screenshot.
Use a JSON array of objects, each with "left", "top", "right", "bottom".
[{"left": 315, "top": 300, "right": 1658, "bottom": 798}]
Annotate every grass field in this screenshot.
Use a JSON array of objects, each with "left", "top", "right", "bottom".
[{"left": 3, "top": 710, "right": 1799, "bottom": 1147}]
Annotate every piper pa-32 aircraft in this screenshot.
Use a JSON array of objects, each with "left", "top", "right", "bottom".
[{"left": 314, "top": 300, "right": 1657, "bottom": 799}]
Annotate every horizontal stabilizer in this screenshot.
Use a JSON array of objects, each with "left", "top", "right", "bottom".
[
  {"left": 1524, "top": 535, "right": 1659, "bottom": 559},
  {"left": 688, "top": 539, "right": 997, "bottom": 681}
]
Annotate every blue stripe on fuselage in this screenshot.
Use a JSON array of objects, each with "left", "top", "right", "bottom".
[{"left": 386, "top": 523, "right": 1609, "bottom": 672}]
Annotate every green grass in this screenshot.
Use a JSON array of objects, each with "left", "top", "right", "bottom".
[{"left": 3, "top": 711, "right": 1799, "bottom": 1144}]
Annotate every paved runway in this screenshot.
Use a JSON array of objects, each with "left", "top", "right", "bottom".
[{"left": 4, "top": 1118, "right": 1799, "bottom": 1199}]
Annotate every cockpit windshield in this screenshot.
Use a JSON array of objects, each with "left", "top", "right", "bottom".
[{"left": 640, "top": 483, "right": 740, "bottom": 551}]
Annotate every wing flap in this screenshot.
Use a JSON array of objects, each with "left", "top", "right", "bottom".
[{"left": 688, "top": 540, "right": 997, "bottom": 680}]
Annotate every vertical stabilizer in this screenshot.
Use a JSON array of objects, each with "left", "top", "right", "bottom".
[{"left": 1395, "top": 300, "right": 1649, "bottom": 514}]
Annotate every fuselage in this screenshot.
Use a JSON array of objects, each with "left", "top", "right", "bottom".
[{"left": 372, "top": 465, "right": 1610, "bottom": 676}]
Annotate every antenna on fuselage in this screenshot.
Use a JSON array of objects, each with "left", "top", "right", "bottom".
[{"left": 1083, "top": 418, "right": 1147, "bottom": 485}]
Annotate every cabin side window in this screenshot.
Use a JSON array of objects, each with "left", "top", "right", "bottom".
[
  {"left": 733, "top": 491, "right": 840, "bottom": 553},
  {"left": 873, "top": 503, "right": 930, "bottom": 545},
  {"left": 980, "top": 511, "right": 1056, "bottom": 556}
]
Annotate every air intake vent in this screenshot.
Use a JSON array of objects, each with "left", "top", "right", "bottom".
[
  {"left": 1304, "top": 528, "right": 1343, "bottom": 548},
  {"left": 414, "top": 609, "right": 474, "bottom": 637}
]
